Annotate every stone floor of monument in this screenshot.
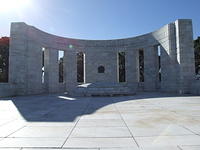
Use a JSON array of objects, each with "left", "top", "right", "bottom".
[{"left": 0, "top": 92, "right": 200, "bottom": 150}]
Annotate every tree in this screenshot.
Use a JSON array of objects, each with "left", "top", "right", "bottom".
[
  {"left": 0, "top": 37, "right": 9, "bottom": 82},
  {"left": 194, "top": 37, "right": 200, "bottom": 74}
]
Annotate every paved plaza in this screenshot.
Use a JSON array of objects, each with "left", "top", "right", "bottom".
[{"left": 0, "top": 92, "right": 200, "bottom": 149}]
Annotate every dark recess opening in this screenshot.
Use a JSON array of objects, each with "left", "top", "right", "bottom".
[
  {"left": 139, "top": 49, "right": 144, "bottom": 82},
  {"left": 118, "top": 52, "right": 126, "bottom": 82},
  {"left": 157, "top": 45, "right": 161, "bottom": 82},
  {"left": 58, "top": 50, "right": 64, "bottom": 83},
  {"left": 98, "top": 66, "right": 105, "bottom": 73},
  {"left": 42, "top": 47, "right": 45, "bottom": 83},
  {"left": 77, "top": 52, "right": 84, "bottom": 83}
]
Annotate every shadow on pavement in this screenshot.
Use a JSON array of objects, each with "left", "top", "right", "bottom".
[{"left": 0, "top": 92, "right": 185, "bottom": 122}]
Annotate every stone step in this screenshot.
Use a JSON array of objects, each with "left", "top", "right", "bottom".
[{"left": 76, "top": 86, "right": 135, "bottom": 96}]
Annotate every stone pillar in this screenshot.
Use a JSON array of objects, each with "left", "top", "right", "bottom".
[
  {"left": 84, "top": 50, "right": 92, "bottom": 83},
  {"left": 135, "top": 49, "right": 140, "bottom": 83},
  {"left": 9, "top": 22, "right": 28, "bottom": 95},
  {"left": 175, "top": 19, "right": 195, "bottom": 94},
  {"left": 144, "top": 46, "right": 157, "bottom": 91},
  {"left": 26, "top": 43, "right": 44, "bottom": 95},
  {"left": 159, "top": 23, "right": 179, "bottom": 92},
  {"left": 45, "top": 49, "right": 59, "bottom": 93},
  {"left": 126, "top": 50, "right": 138, "bottom": 91},
  {"left": 126, "top": 50, "right": 137, "bottom": 83},
  {"left": 65, "top": 50, "right": 77, "bottom": 94}
]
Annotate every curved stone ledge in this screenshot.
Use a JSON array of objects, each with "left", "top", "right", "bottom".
[{"left": 22, "top": 23, "right": 169, "bottom": 49}]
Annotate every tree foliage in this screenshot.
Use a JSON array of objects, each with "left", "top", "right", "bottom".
[
  {"left": 0, "top": 37, "right": 9, "bottom": 82},
  {"left": 194, "top": 37, "right": 200, "bottom": 74}
]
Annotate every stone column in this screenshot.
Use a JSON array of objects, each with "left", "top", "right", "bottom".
[
  {"left": 45, "top": 49, "right": 59, "bottom": 93},
  {"left": 158, "top": 23, "right": 178, "bottom": 92},
  {"left": 175, "top": 19, "right": 195, "bottom": 94},
  {"left": 26, "top": 43, "right": 44, "bottom": 95},
  {"left": 135, "top": 49, "right": 140, "bottom": 83},
  {"left": 125, "top": 50, "right": 138, "bottom": 91},
  {"left": 84, "top": 50, "right": 92, "bottom": 83},
  {"left": 65, "top": 50, "right": 77, "bottom": 95},
  {"left": 9, "top": 22, "right": 28, "bottom": 95},
  {"left": 144, "top": 46, "right": 157, "bottom": 91},
  {"left": 126, "top": 50, "right": 137, "bottom": 83}
]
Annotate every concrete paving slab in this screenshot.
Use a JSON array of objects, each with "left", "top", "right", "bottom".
[
  {"left": 25, "top": 121, "right": 76, "bottom": 127},
  {"left": 77, "top": 119, "right": 126, "bottom": 127},
  {"left": 135, "top": 135, "right": 200, "bottom": 148},
  {"left": 86, "top": 109, "right": 118, "bottom": 114},
  {"left": 116, "top": 105, "right": 155, "bottom": 109},
  {"left": 87, "top": 105, "right": 116, "bottom": 110},
  {"left": 101, "top": 146, "right": 180, "bottom": 150},
  {"left": 100, "top": 148, "right": 139, "bottom": 150},
  {"left": 0, "top": 112, "right": 22, "bottom": 120},
  {"left": 122, "top": 113, "right": 185, "bottom": 127},
  {"left": 0, "top": 120, "right": 26, "bottom": 137},
  {"left": 0, "top": 120, "right": 14, "bottom": 127},
  {"left": 180, "top": 145, "right": 200, "bottom": 150},
  {"left": 9, "top": 126, "right": 73, "bottom": 138},
  {"left": 129, "top": 124, "right": 194, "bottom": 137},
  {"left": 63, "top": 138, "right": 139, "bottom": 149},
  {"left": 167, "top": 115, "right": 200, "bottom": 125},
  {"left": 23, "top": 149, "right": 98, "bottom": 150},
  {"left": 0, "top": 138, "right": 65, "bottom": 148},
  {"left": 85, "top": 106, "right": 117, "bottom": 114},
  {"left": 81, "top": 113, "right": 121, "bottom": 119},
  {"left": 120, "top": 112, "right": 178, "bottom": 120},
  {"left": 138, "top": 146, "right": 180, "bottom": 150},
  {"left": 190, "top": 116, "right": 200, "bottom": 121},
  {"left": 182, "top": 125, "right": 200, "bottom": 134},
  {"left": 70, "top": 127, "right": 131, "bottom": 137},
  {"left": 117, "top": 107, "right": 166, "bottom": 114},
  {"left": 0, "top": 148, "right": 20, "bottom": 150},
  {"left": 124, "top": 118, "right": 172, "bottom": 127}
]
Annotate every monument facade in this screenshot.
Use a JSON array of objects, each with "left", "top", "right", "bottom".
[{"left": 0, "top": 19, "right": 198, "bottom": 97}]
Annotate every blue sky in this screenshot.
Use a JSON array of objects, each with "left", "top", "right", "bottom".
[{"left": 0, "top": 0, "right": 199, "bottom": 40}]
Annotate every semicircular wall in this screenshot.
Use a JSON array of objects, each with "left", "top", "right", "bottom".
[{"left": 2, "top": 19, "right": 195, "bottom": 97}]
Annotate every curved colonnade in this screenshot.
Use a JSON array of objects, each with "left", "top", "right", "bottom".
[{"left": 0, "top": 19, "right": 196, "bottom": 97}]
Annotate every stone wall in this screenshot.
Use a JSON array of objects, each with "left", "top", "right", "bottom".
[
  {"left": 191, "top": 80, "right": 200, "bottom": 95},
  {"left": 85, "top": 49, "right": 118, "bottom": 83},
  {"left": 0, "top": 83, "right": 16, "bottom": 97},
  {"left": 0, "top": 19, "right": 197, "bottom": 97}
]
